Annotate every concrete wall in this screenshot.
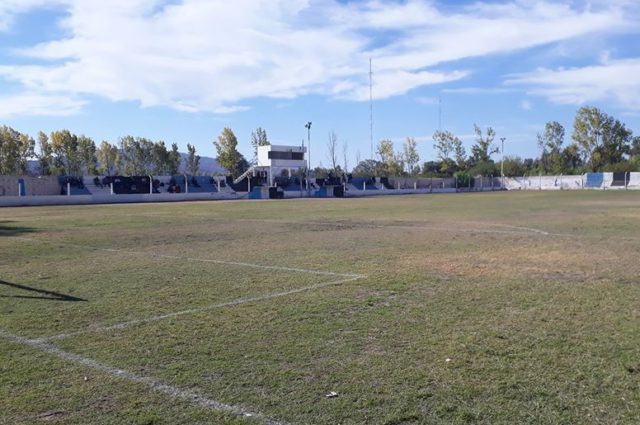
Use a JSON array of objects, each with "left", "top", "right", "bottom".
[
  {"left": 0, "top": 175, "right": 60, "bottom": 197},
  {"left": 0, "top": 192, "right": 236, "bottom": 207}
]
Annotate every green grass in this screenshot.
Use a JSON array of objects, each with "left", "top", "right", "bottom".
[{"left": 1, "top": 191, "right": 640, "bottom": 424}]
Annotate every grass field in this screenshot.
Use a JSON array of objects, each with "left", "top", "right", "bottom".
[{"left": 1, "top": 191, "right": 640, "bottom": 425}]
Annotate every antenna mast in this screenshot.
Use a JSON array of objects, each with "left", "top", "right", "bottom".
[{"left": 369, "top": 57, "right": 373, "bottom": 160}]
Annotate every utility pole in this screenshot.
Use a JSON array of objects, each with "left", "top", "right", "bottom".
[
  {"left": 500, "top": 137, "right": 506, "bottom": 189},
  {"left": 305, "top": 121, "right": 312, "bottom": 195}
]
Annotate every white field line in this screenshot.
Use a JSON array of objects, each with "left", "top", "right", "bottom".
[
  {"left": 232, "top": 218, "right": 551, "bottom": 236},
  {"left": 37, "top": 275, "right": 363, "bottom": 342},
  {"left": 11, "top": 236, "right": 362, "bottom": 279},
  {"left": 0, "top": 329, "right": 292, "bottom": 425}
]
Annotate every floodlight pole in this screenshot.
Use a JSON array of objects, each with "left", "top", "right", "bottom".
[
  {"left": 500, "top": 137, "right": 506, "bottom": 189},
  {"left": 305, "top": 121, "right": 312, "bottom": 195}
]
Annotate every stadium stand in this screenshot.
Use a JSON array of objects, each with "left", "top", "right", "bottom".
[
  {"left": 349, "top": 177, "right": 378, "bottom": 190},
  {"left": 58, "top": 176, "right": 90, "bottom": 195},
  {"left": 611, "top": 172, "right": 630, "bottom": 187}
]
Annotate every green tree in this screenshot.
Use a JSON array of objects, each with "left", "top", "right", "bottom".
[
  {"left": 0, "top": 126, "right": 34, "bottom": 175},
  {"left": 37, "top": 131, "right": 53, "bottom": 175},
  {"left": 561, "top": 143, "right": 582, "bottom": 173},
  {"left": 214, "top": 127, "right": 243, "bottom": 177},
  {"left": 186, "top": 143, "right": 200, "bottom": 175},
  {"left": 376, "top": 139, "right": 403, "bottom": 176},
  {"left": 630, "top": 136, "right": 640, "bottom": 157},
  {"left": 403, "top": 137, "right": 420, "bottom": 175},
  {"left": 470, "top": 124, "right": 496, "bottom": 166},
  {"left": 573, "top": 106, "right": 633, "bottom": 171},
  {"left": 250, "top": 127, "right": 269, "bottom": 161},
  {"left": 352, "top": 159, "right": 385, "bottom": 177},
  {"left": 537, "top": 121, "right": 565, "bottom": 173},
  {"left": 168, "top": 143, "right": 181, "bottom": 175},
  {"left": 501, "top": 156, "right": 527, "bottom": 177},
  {"left": 97, "top": 141, "right": 120, "bottom": 175},
  {"left": 50, "top": 130, "right": 81, "bottom": 175},
  {"left": 453, "top": 137, "right": 467, "bottom": 170},
  {"left": 432, "top": 130, "right": 459, "bottom": 174},
  {"left": 120, "top": 136, "right": 154, "bottom": 175},
  {"left": 77, "top": 135, "right": 98, "bottom": 175},
  {"left": 151, "top": 141, "right": 171, "bottom": 175}
]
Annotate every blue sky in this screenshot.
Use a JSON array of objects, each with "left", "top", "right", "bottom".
[{"left": 1, "top": 0, "right": 639, "bottom": 168}]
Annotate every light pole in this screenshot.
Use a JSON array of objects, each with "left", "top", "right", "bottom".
[
  {"left": 305, "top": 121, "right": 312, "bottom": 194},
  {"left": 595, "top": 129, "right": 601, "bottom": 167},
  {"left": 500, "top": 137, "right": 506, "bottom": 189}
]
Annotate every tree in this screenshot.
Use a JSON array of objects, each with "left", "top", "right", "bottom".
[
  {"left": 119, "top": 136, "right": 154, "bottom": 175},
  {"left": 186, "top": 143, "right": 200, "bottom": 175},
  {"left": 376, "top": 139, "right": 403, "bottom": 176},
  {"left": 50, "top": 130, "right": 81, "bottom": 175},
  {"left": 327, "top": 131, "right": 339, "bottom": 174},
  {"left": 97, "top": 141, "right": 120, "bottom": 175},
  {"left": 250, "top": 127, "right": 269, "bottom": 161},
  {"left": 352, "top": 159, "right": 385, "bottom": 177},
  {"left": 573, "top": 106, "right": 632, "bottom": 171},
  {"left": 168, "top": 143, "right": 181, "bottom": 175},
  {"left": 151, "top": 141, "right": 171, "bottom": 175},
  {"left": 77, "top": 135, "right": 98, "bottom": 175},
  {"left": 0, "top": 126, "right": 34, "bottom": 175},
  {"left": 432, "top": 130, "right": 459, "bottom": 174},
  {"left": 537, "top": 121, "right": 565, "bottom": 173},
  {"left": 377, "top": 139, "right": 394, "bottom": 164},
  {"left": 470, "top": 124, "right": 496, "bottom": 166},
  {"left": 421, "top": 161, "right": 440, "bottom": 176},
  {"left": 453, "top": 137, "right": 467, "bottom": 170},
  {"left": 501, "top": 156, "right": 527, "bottom": 177},
  {"left": 342, "top": 140, "right": 349, "bottom": 177},
  {"left": 214, "top": 127, "right": 243, "bottom": 177},
  {"left": 37, "top": 131, "right": 53, "bottom": 175},
  {"left": 403, "top": 137, "right": 420, "bottom": 175},
  {"left": 561, "top": 143, "right": 582, "bottom": 173}
]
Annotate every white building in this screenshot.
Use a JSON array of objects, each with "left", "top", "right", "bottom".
[
  {"left": 234, "top": 144, "right": 308, "bottom": 187},
  {"left": 257, "top": 144, "right": 307, "bottom": 183}
]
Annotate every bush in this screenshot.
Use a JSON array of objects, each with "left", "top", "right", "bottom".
[{"left": 453, "top": 171, "right": 474, "bottom": 188}]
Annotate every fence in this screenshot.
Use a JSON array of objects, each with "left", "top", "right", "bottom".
[{"left": 504, "top": 172, "right": 640, "bottom": 190}]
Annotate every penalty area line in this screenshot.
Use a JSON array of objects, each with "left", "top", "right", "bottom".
[
  {"left": 0, "top": 329, "right": 292, "bottom": 425},
  {"left": 35, "top": 274, "right": 365, "bottom": 343}
]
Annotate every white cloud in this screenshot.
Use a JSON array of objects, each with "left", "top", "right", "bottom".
[
  {"left": 0, "top": 92, "right": 85, "bottom": 117},
  {"left": 0, "top": 0, "right": 637, "bottom": 116},
  {"left": 506, "top": 58, "right": 640, "bottom": 111},
  {"left": 415, "top": 96, "right": 438, "bottom": 105},
  {"left": 520, "top": 100, "right": 532, "bottom": 111}
]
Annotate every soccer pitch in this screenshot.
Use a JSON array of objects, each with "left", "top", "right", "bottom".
[{"left": 1, "top": 191, "right": 639, "bottom": 425}]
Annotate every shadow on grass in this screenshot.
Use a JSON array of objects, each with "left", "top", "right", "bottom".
[
  {"left": 0, "top": 279, "right": 87, "bottom": 302},
  {"left": 0, "top": 220, "right": 37, "bottom": 237}
]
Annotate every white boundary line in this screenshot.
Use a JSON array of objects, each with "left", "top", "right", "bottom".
[
  {"left": 231, "top": 218, "right": 551, "bottom": 236},
  {"left": 3, "top": 237, "right": 367, "bottom": 424},
  {"left": 11, "top": 236, "right": 362, "bottom": 278},
  {"left": 36, "top": 275, "right": 363, "bottom": 342},
  {"left": 8, "top": 236, "right": 366, "bottom": 341},
  {"left": 0, "top": 329, "right": 292, "bottom": 425}
]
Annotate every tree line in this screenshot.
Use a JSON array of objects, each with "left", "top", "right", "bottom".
[
  {"left": 346, "top": 105, "right": 639, "bottom": 179},
  {"left": 0, "top": 127, "right": 252, "bottom": 177},
  {"left": 1, "top": 106, "right": 638, "bottom": 178}
]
